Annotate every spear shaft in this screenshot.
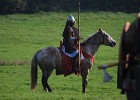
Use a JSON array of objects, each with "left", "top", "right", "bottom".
[{"left": 78, "top": 0, "right": 81, "bottom": 71}]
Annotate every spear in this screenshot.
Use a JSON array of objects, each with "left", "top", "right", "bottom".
[{"left": 78, "top": 0, "right": 81, "bottom": 71}]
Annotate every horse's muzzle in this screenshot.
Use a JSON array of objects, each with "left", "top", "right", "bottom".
[{"left": 111, "top": 41, "right": 117, "bottom": 47}]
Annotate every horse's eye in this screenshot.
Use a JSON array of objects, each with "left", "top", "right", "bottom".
[
  {"left": 104, "top": 35, "right": 108, "bottom": 38},
  {"left": 105, "top": 35, "right": 108, "bottom": 38}
]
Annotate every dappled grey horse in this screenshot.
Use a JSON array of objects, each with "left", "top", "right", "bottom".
[{"left": 31, "top": 28, "right": 117, "bottom": 93}]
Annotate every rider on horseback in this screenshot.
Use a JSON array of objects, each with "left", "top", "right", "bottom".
[{"left": 62, "top": 15, "right": 80, "bottom": 73}]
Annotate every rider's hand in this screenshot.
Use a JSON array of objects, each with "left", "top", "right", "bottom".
[{"left": 76, "top": 37, "right": 80, "bottom": 41}]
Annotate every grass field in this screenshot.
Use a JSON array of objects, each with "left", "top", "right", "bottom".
[{"left": 0, "top": 11, "right": 137, "bottom": 100}]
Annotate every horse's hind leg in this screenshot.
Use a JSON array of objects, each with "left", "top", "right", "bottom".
[{"left": 42, "top": 70, "right": 53, "bottom": 92}]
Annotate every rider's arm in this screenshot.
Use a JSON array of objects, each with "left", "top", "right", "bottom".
[{"left": 63, "top": 26, "right": 77, "bottom": 41}]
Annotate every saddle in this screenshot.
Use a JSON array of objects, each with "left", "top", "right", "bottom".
[{"left": 59, "top": 41, "right": 94, "bottom": 76}]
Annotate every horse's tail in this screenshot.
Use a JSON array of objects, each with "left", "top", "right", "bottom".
[{"left": 31, "top": 54, "right": 38, "bottom": 90}]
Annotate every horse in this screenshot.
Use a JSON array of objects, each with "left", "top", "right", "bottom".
[{"left": 31, "top": 28, "right": 117, "bottom": 93}]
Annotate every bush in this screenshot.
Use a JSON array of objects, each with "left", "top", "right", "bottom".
[
  {"left": 0, "top": 0, "right": 140, "bottom": 14},
  {"left": 0, "top": 0, "right": 27, "bottom": 14}
]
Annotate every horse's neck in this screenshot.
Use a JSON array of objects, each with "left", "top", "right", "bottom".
[{"left": 82, "top": 43, "right": 100, "bottom": 56}]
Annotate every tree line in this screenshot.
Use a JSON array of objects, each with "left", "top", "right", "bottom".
[{"left": 0, "top": 0, "right": 140, "bottom": 14}]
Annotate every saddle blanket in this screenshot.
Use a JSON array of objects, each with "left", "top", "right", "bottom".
[
  {"left": 59, "top": 42, "right": 94, "bottom": 76},
  {"left": 59, "top": 44, "right": 78, "bottom": 76}
]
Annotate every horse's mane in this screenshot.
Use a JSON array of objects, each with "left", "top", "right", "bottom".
[
  {"left": 81, "top": 35, "right": 92, "bottom": 45},
  {"left": 81, "top": 33, "right": 97, "bottom": 45}
]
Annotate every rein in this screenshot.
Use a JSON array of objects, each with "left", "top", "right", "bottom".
[
  {"left": 85, "top": 32, "right": 105, "bottom": 45},
  {"left": 86, "top": 40, "right": 100, "bottom": 45}
]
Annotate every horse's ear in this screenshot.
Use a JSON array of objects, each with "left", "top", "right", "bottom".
[{"left": 99, "top": 28, "right": 102, "bottom": 32}]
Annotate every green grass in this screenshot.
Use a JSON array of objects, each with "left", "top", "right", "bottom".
[{"left": 0, "top": 11, "right": 137, "bottom": 99}]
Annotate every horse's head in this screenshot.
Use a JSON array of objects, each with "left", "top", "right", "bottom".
[
  {"left": 97, "top": 28, "right": 117, "bottom": 47},
  {"left": 83, "top": 28, "right": 117, "bottom": 47}
]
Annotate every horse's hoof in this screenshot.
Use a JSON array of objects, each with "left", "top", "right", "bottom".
[
  {"left": 44, "top": 88, "right": 52, "bottom": 93},
  {"left": 48, "top": 89, "right": 52, "bottom": 93}
]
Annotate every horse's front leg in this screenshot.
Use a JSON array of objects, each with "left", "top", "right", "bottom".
[
  {"left": 81, "top": 67, "right": 89, "bottom": 93},
  {"left": 82, "top": 76, "right": 88, "bottom": 93},
  {"left": 80, "top": 59, "right": 91, "bottom": 93}
]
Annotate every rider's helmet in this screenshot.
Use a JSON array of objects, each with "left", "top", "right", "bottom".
[
  {"left": 66, "top": 15, "right": 76, "bottom": 27},
  {"left": 67, "top": 15, "right": 76, "bottom": 23}
]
